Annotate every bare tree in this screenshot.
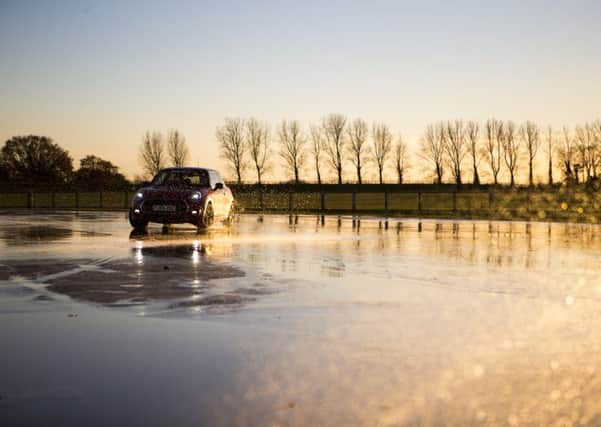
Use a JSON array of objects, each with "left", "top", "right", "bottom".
[
  {"left": 394, "top": 134, "right": 408, "bottom": 184},
  {"left": 371, "top": 123, "right": 393, "bottom": 184},
  {"left": 167, "top": 129, "right": 189, "bottom": 167},
  {"left": 501, "top": 121, "right": 519, "bottom": 186},
  {"left": 485, "top": 119, "right": 502, "bottom": 185},
  {"left": 574, "top": 123, "right": 598, "bottom": 182},
  {"left": 593, "top": 120, "right": 601, "bottom": 143},
  {"left": 322, "top": 114, "right": 347, "bottom": 184},
  {"left": 592, "top": 120, "right": 601, "bottom": 179},
  {"left": 444, "top": 120, "right": 467, "bottom": 185},
  {"left": 466, "top": 121, "right": 481, "bottom": 185},
  {"left": 420, "top": 123, "right": 446, "bottom": 184},
  {"left": 216, "top": 118, "right": 246, "bottom": 184},
  {"left": 347, "top": 118, "right": 369, "bottom": 184},
  {"left": 310, "top": 125, "right": 324, "bottom": 185},
  {"left": 521, "top": 121, "right": 540, "bottom": 186},
  {"left": 558, "top": 126, "right": 576, "bottom": 183},
  {"left": 545, "top": 126, "right": 554, "bottom": 185},
  {"left": 246, "top": 118, "right": 270, "bottom": 185},
  {"left": 139, "top": 131, "right": 165, "bottom": 178},
  {"left": 279, "top": 120, "right": 306, "bottom": 184}
]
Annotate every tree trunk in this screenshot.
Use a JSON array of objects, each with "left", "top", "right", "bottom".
[
  {"left": 548, "top": 156, "right": 553, "bottom": 185},
  {"left": 529, "top": 159, "right": 534, "bottom": 186},
  {"left": 357, "top": 166, "right": 362, "bottom": 184},
  {"left": 294, "top": 166, "right": 299, "bottom": 184},
  {"left": 473, "top": 162, "right": 480, "bottom": 185},
  {"left": 379, "top": 169, "right": 383, "bottom": 185},
  {"left": 510, "top": 173, "right": 515, "bottom": 187}
]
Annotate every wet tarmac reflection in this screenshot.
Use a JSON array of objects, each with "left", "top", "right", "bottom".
[{"left": 2, "top": 212, "right": 601, "bottom": 425}]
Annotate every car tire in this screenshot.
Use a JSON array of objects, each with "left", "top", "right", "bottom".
[
  {"left": 199, "top": 203, "right": 214, "bottom": 228},
  {"left": 224, "top": 202, "right": 236, "bottom": 225},
  {"left": 129, "top": 211, "right": 148, "bottom": 230}
]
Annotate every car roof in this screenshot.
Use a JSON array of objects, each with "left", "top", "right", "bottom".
[{"left": 158, "top": 167, "right": 219, "bottom": 174}]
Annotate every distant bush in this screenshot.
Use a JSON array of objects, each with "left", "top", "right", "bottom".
[{"left": 72, "top": 155, "right": 130, "bottom": 190}]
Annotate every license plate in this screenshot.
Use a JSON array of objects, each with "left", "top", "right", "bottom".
[{"left": 152, "top": 205, "right": 176, "bottom": 212}]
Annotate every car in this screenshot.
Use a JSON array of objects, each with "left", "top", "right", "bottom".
[{"left": 129, "top": 167, "right": 234, "bottom": 229}]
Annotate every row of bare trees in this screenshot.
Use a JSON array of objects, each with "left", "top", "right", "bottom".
[
  {"left": 420, "top": 119, "right": 601, "bottom": 186},
  {"left": 139, "top": 118, "right": 601, "bottom": 186},
  {"left": 217, "top": 114, "right": 409, "bottom": 185}
]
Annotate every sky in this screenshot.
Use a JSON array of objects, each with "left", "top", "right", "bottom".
[{"left": 1, "top": 0, "right": 600, "bottom": 182}]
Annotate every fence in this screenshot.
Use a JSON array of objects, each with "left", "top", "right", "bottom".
[
  {"left": 0, "top": 191, "right": 136, "bottom": 210},
  {"left": 1, "top": 188, "right": 600, "bottom": 222}
]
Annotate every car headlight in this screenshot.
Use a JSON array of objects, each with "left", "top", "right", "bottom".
[
  {"left": 136, "top": 192, "right": 144, "bottom": 199},
  {"left": 191, "top": 193, "right": 201, "bottom": 200}
]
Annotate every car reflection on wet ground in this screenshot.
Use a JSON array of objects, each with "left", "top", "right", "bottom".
[{"left": 2, "top": 211, "right": 601, "bottom": 426}]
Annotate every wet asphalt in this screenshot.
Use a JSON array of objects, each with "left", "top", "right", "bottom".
[{"left": 2, "top": 211, "right": 601, "bottom": 426}]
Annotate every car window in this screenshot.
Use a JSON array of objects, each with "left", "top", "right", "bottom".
[
  {"left": 151, "top": 171, "right": 169, "bottom": 185},
  {"left": 188, "top": 171, "right": 209, "bottom": 187},
  {"left": 208, "top": 171, "right": 223, "bottom": 188},
  {"left": 151, "top": 170, "right": 210, "bottom": 187}
]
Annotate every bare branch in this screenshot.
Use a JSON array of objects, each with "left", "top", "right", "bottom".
[
  {"left": 310, "top": 125, "right": 324, "bottom": 185},
  {"left": 394, "top": 134, "right": 408, "bottom": 184},
  {"left": 167, "top": 129, "right": 189, "bottom": 167},
  {"left": 216, "top": 118, "right": 246, "bottom": 184},
  {"left": 139, "top": 131, "right": 165, "bottom": 178},
  {"left": 501, "top": 121, "right": 519, "bottom": 186},
  {"left": 545, "top": 126, "right": 554, "bottom": 185},
  {"left": 371, "top": 122, "right": 393, "bottom": 184},
  {"left": 419, "top": 122, "right": 446, "bottom": 184},
  {"left": 485, "top": 118, "right": 502, "bottom": 185},
  {"left": 574, "top": 123, "right": 598, "bottom": 182},
  {"left": 444, "top": 120, "right": 467, "bottom": 185},
  {"left": 246, "top": 118, "right": 270, "bottom": 184},
  {"left": 279, "top": 120, "right": 306, "bottom": 184},
  {"left": 466, "top": 121, "right": 480, "bottom": 185},
  {"left": 558, "top": 126, "right": 576, "bottom": 183},
  {"left": 347, "top": 118, "right": 369, "bottom": 184},
  {"left": 322, "top": 114, "right": 347, "bottom": 184},
  {"left": 520, "top": 121, "right": 539, "bottom": 186}
]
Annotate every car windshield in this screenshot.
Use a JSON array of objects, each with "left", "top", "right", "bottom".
[{"left": 151, "top": 170, "right": 210, "bottom": 187}]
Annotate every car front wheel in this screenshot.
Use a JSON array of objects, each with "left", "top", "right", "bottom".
[
  {"left": 199, "top": 203, "right": 214, "bottom": 228},
  {"left": 129, "top": 210, "right": 148, "bottom": 229}
]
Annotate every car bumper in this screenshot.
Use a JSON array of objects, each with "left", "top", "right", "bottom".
[{"left": 130, "top": 203, "right": 203, "bottom": 224}]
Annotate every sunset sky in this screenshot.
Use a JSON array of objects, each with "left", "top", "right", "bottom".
[{"left": 1, "top": 0, "right": 600, "bottom": 182}]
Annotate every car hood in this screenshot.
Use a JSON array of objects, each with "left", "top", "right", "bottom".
[{"left": 137, "top": 186, "right": 210, "bottom": 199}]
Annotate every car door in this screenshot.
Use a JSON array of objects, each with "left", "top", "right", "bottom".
[
  {"left": 215, "top": 172, "right": 231, "bottom": 216},
  {"left": 209, "top": 171, "right": 226, "bottom": 217},
  {"left": 216, "top": 173, "right": 230, "bottom": 217}
]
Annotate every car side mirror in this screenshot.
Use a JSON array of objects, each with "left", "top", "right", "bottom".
[{"left": 214, "top": 182, "right": 224, "bottom": 190}]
